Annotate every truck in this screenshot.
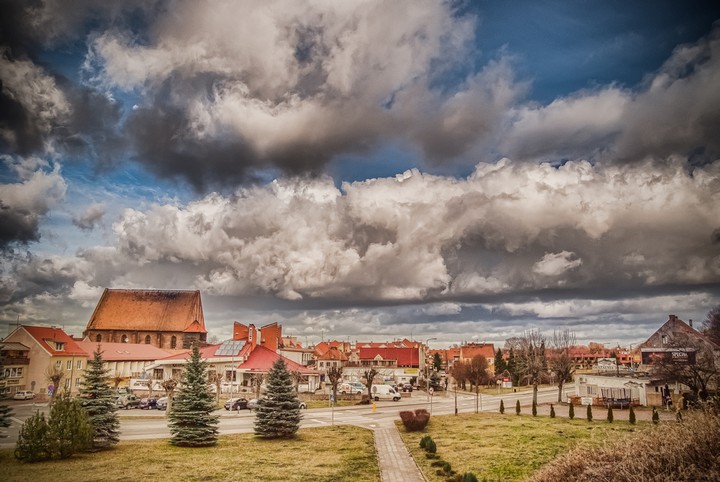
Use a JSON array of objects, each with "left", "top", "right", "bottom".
[{"left": 371, "top": 384, "right": 401, "bottom": 401}]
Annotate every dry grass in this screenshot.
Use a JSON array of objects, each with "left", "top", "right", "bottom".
[
  {"left": 398, "top": 412, "right": 647, "bottom": 481},
  {"left": 1, "top": 425, "right": 379, "bottom": 482},
  {"left": 529, "top": 409, "right": 720, "bottom": 482}
]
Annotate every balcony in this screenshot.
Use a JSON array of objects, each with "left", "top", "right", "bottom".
[{"left": 1, "top": 356, "right": 30, "bottom": 365}]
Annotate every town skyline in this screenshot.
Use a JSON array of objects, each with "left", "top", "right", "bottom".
[{"left": 1, "top": 2, "right": 719, "bottom": 347}]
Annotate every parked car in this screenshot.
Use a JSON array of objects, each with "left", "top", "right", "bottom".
[
  {"left": 402, "top": 383, "right": 413, "bottom": 393},
  {"left": 247, "top": 398, "right": 263, "bottom": 410},
  {"left": 371, "top": 384, "right": 401, "bottom": 401},
  {"left": 299, "top": 401, "right": 307, "bottom": 409},
  {"left": 224, "top": 398, "right": 249, "bottom": 410},
  {"left": 156, "top": 397, "right": 168, "bottom": 410},
  {"left": 116, "top": 394, "right": 141, "bottom": 409},
  {"left": 139, "top": 397, "right": 157, "bottom": 409},
  {"left": 13, "top": 391, "right": 35, "bottom": 400},
  {"left": 339, "top": 382, "right": 364, "bottom": 395}
]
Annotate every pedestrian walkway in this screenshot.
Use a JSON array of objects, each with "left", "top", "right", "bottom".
[{"left": 374, "top": 425, "right": 426, "bottom": 482}]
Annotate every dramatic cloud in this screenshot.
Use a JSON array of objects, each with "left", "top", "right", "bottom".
[{"left": 72, "top": 203, "right": 105, "bottom": 230}]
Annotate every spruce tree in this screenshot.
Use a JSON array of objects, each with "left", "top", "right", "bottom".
[
  {"left": 499, "top": 399, "right": 505, "bottom": 414},
  {"left": 79, "top": 346, "right": 120, "bottom": 449},
  {"left": 652, "top": 407, "right": 659, "bottom": 424},
  {"left": 515, "top": 399, "right": 521, "bottom": 415},
  {"left": 569, "top": 402, "right": 575, "bottom": 420},
  {"left": 550, "top": 404, "right": 556, "bottom": 418},
  {"left": 254, "top": 358, "right": 302, "bottom": 439},
  {"left": 629, "top": 405, "right": 636, "bottom": 425},
  {"left": 47, "top": 392, "right": 93, "bottom": 459},
  {"left": 168, "top": 344, "right": 219, "bottom": 447},
  {"left": 607, "top": 405, "right": 614, "bottom": 423},
  {"left": 494, "top": 348, "right": 506, "bottom": 375},
  {"left": 14, "top": 412, "right": 52, "bottom": 462},
  {"left": 586, "top": 404, "right": 593, "bottom": 422}
]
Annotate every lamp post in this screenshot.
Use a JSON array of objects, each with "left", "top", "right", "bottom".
[{"left": 425, "top": 337, "right": 437, "bottom": 401}]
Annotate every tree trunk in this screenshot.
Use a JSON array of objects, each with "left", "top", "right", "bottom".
[
  {"left": 557, "top": 380, "right": 564, "bottom": 403},
  {"left": 533, "top": 381, "right": 538, "bottom": 408}
]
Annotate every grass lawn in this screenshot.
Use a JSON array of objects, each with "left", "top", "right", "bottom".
[
  {"left": 398, "top": 412, "right": 649, "bottom": 481},
  {"left": 2, "top": 425, "right": 379, "bottom": 482},
  {"left": 304, "top": 399, "right": 361, "bottom": 409}
]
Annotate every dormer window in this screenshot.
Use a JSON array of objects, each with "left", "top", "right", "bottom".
[
  {"left": 55, "top": 342, "right": 64, "bottom": 351},
  {"left": 661, "top": 335, "right": 668, "bottom": 345}
]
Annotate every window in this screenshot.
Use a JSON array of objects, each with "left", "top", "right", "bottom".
[
  {"left": 77, "top": 360, "right": 82, "bottom": 369},
  {"left": 67, "top": 360, "right": 72, "bottom": 370},
  {"left": 65, "top": 378, "right": 71, "bottom": 388},
  {"left": 121, "top": 334, "right": 128, "bottom": 343},
  {"left": 76, "top": 378, "right": 81, "bottom": 386},
  {"left": 153, "top": 368, "right": 164, "bottom": 380},
  {"left": 225, "top": 370, "right": 237, "bottom": 382},
  {"left": 172, "top": 368, "right": 182, "bottom": 380},
  {"left": 95, "top": 334, "right": 102, "bottom": 342},
  {"left": 661, "top": 335, "right": 668, "bottom": 345},
  {"left": 55, "top": 342, "right": 64, "bottom": 351},
  {"left": 145, "top": 335, "right": 151, "bottom": 344},
  {"left": 170, "top": 336, "right": 177, "bottom": 349},
  {"left": 55, "top": 360, "right": 62, "bottom": 369}
]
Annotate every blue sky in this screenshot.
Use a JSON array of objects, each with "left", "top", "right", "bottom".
[{"left": 1, "top": 1, "right": 719, "bottom": 347}]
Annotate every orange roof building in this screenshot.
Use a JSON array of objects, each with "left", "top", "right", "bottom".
[{"left": 83, "top": 289, "right": 207, "bottom": 350}]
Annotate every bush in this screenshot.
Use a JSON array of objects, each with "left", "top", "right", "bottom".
[
  {"left": 528, "top": 409, "right": 720, "bottom": 482},
  {"left": 516, "top": 400, "right": 521, "bottom": 415},
  {"left": 460, "top": 472, "right": 479, "bottom": 482},
  {"left": 399, "top": 409, "right": 430, "bottom": 431},
  {"left": 425, "top": 438, "right": 437, "bottom": 454},
  {"left": 586, "top": 404, "right": 593, "bottom": 422},
  {"left": 568, "top": 403, "right": 575, "bottom": 420},
  {"left": 14, "top": 412, "right": 52, "bottom": 462},
  {"left": 652, "top": 407, "right": 659, "bottom": 424},
  {"left": 47, "top": 392, "right": 93, "bottom": 459},
  {"left": 419, "top": 434, "right": 432, "bottom": 449},
  {"left": 550, "top": 404, "right": 556, "bottom": 418},
  {"left": 629, "top": 405, "right": 636, "bottom": 424},
  {"left": 499, "top": 399, "right": 505, "bottom": 414},
  {"left": 607, "top": 406, "right": 614, "bottom": 423}
]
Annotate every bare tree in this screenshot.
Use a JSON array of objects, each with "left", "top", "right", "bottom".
[
  {"left": 161, "top": 378, "right": 178, "bottom": 415},
  {"left": 515, "top": 330, "right": 548, "bottom": 408},
  {"left": 326, "top": 366, "right": 343, "bottom": 403},
  {"left": 550, "top": 329, "right": 577, "bottom": 403},
  {"left": 45, "top": 365, "right": 65, "bottom": 404},
  {"left": 144, "top": 378, "right": 154, "bottom": 398},
  {"left": 208, "top": 371, "right": 224, "bottom": 404},
  {"left": 290, "top": 370, "right": 303, "bottom": 394},
  {"left": 703, "top": 305, "right": 720, "bottom": 345},
  {"left": 652, "top": 334, "right": 719, "bottom": 401},
  {"left": 362, "top": 368, "right": 379, "bottom": 401},
  {"left": 250, "top": 373, "right": 265, "bottom": 399},
  {"left": 111, "top": 371, "right": 126, "bottom": 391},
  {"left": 466, "top": 355, "right": 490, "bottom": 413},
  {"left": 449, "top": 361, "right": 469, "bottom": 390}
]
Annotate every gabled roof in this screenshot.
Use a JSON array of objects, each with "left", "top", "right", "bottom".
[
  {"left": 460, "top": 343, "right": 495, "bottom": 360},
  {"left": 357, "top": 347, "right": 420, "bottom": 366},
  {"left": 640, "top": 314, "right": 720, "bottom": 350},
  {"left": 76, "top": 341, "right": 174, "bottom": 361},
  {"left": 239, "top": 345, "right": 318, "bottom": 374},
  {"left": 318, "top": 346, "right": 348, "bottom": 361},
  {"left": 85, "top": 289, "right": 207, "bottom": 334},
  {"left": 21, "top": 326, "right": 87, "bottom": 356},
  {"left": 0, "top": 342, "right": 30, "bottom": 352},
  {"left": 157, "top": 342, "right": 251, "bottom": 362}
]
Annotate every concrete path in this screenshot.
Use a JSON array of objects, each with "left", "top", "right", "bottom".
[{"left": 374, "top": 425, "right": 426, "bottom": 482}]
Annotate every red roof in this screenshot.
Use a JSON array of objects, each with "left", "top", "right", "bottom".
[
  {"left": 158, "top": 342, "right": 251, "bottom": 361},
  {"left": 357, "top": 347, "right": 420, "bottom": 367},
  {"left": 22, "top": 326, "right": 87, "bottom": 356},
  {"left": 76, "top": 341, "right": 174, "bottom": 361},
  {"left": 239, "top": 345, "right": 317, "bottom": 374},
  {"left": 459, "top": 344, "right": 495, "bottom": 360},
  {"left": 318, "top": 346, "right": 348, "bottom": 361}
]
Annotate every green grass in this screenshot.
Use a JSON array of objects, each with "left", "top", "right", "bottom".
[
  {"left": 303, "top": 399, "right": 361, "bottom": 409},
  {"left": 398, "top": 412, "right": 648, "bottom": 481},
  {"left": 2, "top": 426, "right": 379, "bottom": 482}
]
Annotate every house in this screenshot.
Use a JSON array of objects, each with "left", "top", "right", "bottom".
[
  {"left": 458, "top": 343, "right": 495, "bottom": 369},
  {"left": 277, "top": 336, "right": 314, "bottom": 366},
  {"left": 639, "top": 314, "right": 720, "bottom": 367},
  {"left": 4, "top": 326, "right": 87, "bottom": 397},
  {"left": 83, "top": 289, "right": 208, "bottom": 350},
  {"left": 574, "top": 373, "right": 657, "bottom": 407},
  {"left": 0, "top": 341, "right": 31, "bottom": 397}
]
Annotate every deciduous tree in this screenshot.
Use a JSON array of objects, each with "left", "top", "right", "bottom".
[
  {"left": 703, "top": 305, "right": 720, "bottom": 345},
  {"left": 326, "top": 365, "right": 343, "bottom": 402},
  {"left": 467, "top": 355, "right": 490, "bottom": 413},
  {"left": 549, "top": 329, "right": 576, "bottom": 403},
  {"left": 515, "top": 331, "right": 547, "bottom": 408},
  {"left": 362, "top": 368, "right": 379, "bottom": 401}
]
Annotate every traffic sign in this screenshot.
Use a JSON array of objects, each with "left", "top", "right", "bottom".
[{"left": 429, "top": 387, "right": 434, "bottom": 396}]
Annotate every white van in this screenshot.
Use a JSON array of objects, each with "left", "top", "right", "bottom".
[{"left": 371, "top": 384, "right": 401, "bottom": 401}]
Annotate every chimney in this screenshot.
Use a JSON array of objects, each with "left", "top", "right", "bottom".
[
  {"left": 689, "top": 319, "right": 693, "bottom": 329},
  {"left": 669, "top": 314, "right": 677, "bottom": 322}
]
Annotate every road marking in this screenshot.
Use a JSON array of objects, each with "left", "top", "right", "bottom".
[{"left": 311, "top": 419, "right": 328, "bottom": 424}]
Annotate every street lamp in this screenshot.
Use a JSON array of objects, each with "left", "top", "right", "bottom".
[{"left": 425, "top": 337, "right": 437, "bottom": 401}]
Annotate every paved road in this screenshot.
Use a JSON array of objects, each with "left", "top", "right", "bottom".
[{"left": 0, "top": 387, "right": 572, "bottom": 447}]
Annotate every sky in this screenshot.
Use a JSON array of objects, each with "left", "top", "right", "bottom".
[{"left": 1, "top": 0, "right": 719, "bottom": 349}]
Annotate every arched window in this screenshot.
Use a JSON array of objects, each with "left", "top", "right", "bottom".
[
  {"left": 171, "top": 336, "right": 177, "bottom": 349},
  {"left": 145, "top": 335, "right": 151, "bottom": 344},
  {"left": 121, "top": 335, "right": 128, "bottom": 343},
  {"left": 95, "top": 334, "right": 102, "bottom": 342}
]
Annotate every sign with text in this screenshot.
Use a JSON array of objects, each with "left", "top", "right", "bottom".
[{"left": 641, "top": 350, "right": 696, "bottom": 365}]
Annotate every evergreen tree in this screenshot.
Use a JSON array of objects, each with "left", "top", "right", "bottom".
[
  {"left": 0, "top": 357, "right": 13, "bottom": 436},
  {"left": 550, "top": 404, "right": 556, "bottom": 418},
  {"left": 168, "top": 344, "right": 219, "bottom": 447},
  {"left": 433, "top": 352, "right": 443, "bottom": 372},
  {"left": 507, "top": 348, "right": 518, "bottom": 385},
  {"left": 607, "top": 406, "right": 614, "bottom": 423},
  {"left": 515, "top": 399, "right": 521, "bottom": 415},
  {"left": 499, "top": 399, "right": 505, "bottom": 414},
  {"left": 569, "top": 402, "right": 575, "bottom": 420},
  {"left": 532, "top": 399, "right": 537, "bottom": 417},
  {"left": 494, "top": 348, "right": 506, "bottom": 375},
  {"left": 79, "top": 346, "right": 120, "bottom": 450},
  {"left": 254, "top": 357, "right": 302, "bottom": 439},
  {"left": 14, "top": 412, "right": 52, "bottom": 462},
  {"left": 586, "top": 404, "right": 593, "bottom": 422},
  {"left": 652, "top": 407, "right": 659, "bottom": 424},
  {"left": 47, "top": 392, "right": 93, "bottom": 459},
  {"left": 629, "top": 405, "right": 636, "bottom": 425}
]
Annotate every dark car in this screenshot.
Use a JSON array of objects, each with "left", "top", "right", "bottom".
[
  {"left": 156, "top": 397, "right": 168, "bottom": 410},
  {"left": 139, "top": 397, "right": 157, "bottom": 409},
  {"left": 247, "top": 398, "right": 264, "bottom": 410},
  {"left": 224, "top": 398, "right": 249, "bottom": 410},
  {"left": 402, "top": 383, "right": 413, "bottom": 392}
]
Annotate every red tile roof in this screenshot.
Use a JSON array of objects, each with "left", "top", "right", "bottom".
[
  {"left": 158, "top": 342, "right": 251, "bottom": 361},
  {"left": 22, "top": 326, "right": 87, "bottom": 356},
  {"left": 76, "top": 341, "right": 174, "bottom": 361},
  {"left": 239, "top": 345, "right": 317, "bottom": 374},
  {"left": 357, "top": 347, "right": 420, "bottom": 367},
  {"left": 85, "top": 289, "right": 207, "bottom": 334},
  {"left": 459, "top": 344, "right": 495, "bottom": 360}
]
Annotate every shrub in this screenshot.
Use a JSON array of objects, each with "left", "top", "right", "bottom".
[
  {"left": 607, "top": 406, "right": 613, "bottom": 423},
  {"left": 586, "top": 404, "right": 593, "bottom": 422},
  {"left": 652, "top": 407, "right": 659, "bottom": 424},
  {"left": 460, "top": 472, "right": 479, "bottom": 482},
  {"left": 550, "top": 404, "right": 555, "bottom": 418},
  {"left": 419, "top": 434, "right": 432, "bottom": 449},
  {"left": 399, "top": 409, "right": 430, "bottom": 431},
  {"left": 14, "top": 412, "right": 52, "bottom": 462},
  {"left": 516, "top": 400, "right": 521, "bottom": 415},
  {"left": 629, "top": 405, "right": 636, "bottom": 425},
  {"left": 47, "top": 392, "right": 93, "bottom": 459},
  {"left": 441, "top": 461, "right": 452, "bottom": 473},
  {"left": 499, "top": 399, "right": 505, "bottom": 414},
  {"left": 528, "top": 409, "right": 720, "bottom": 482},
  {"left": 425, "top": 438, "right": 437, "bottom": 454},
  {"left": 568, "top": 403, "right": 575, "bottom": 420}
]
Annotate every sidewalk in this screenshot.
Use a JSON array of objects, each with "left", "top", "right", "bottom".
[{"left": 374, "top": 425, "right": 426, "bottom": 482}]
